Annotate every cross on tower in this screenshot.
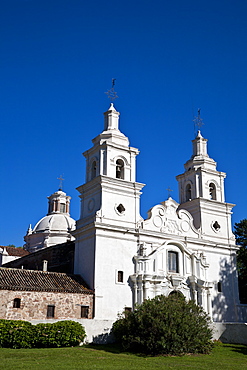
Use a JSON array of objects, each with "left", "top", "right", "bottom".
[
  {"left": 57, "top": 175, "right": 64, "bottom": 191},
  {"left": 166, "top": 187, "right": 173, "bottom": 198},
  {"left": 193, "top": 108, "right": 204, "bottom": 136},
  {"left": 105, "top": 78, "right": 119, "bottom": 102}
]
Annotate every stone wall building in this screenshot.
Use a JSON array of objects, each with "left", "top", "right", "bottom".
[{"left": 0, "top": 268, "right": 93, "bottom": 321}]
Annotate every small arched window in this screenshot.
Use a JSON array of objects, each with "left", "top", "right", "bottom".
[
  {"left": 185, "top": 184, "right": 192, "bottom": 201},
  {"left": 116, "top": 159, "right": 124, "bottom": 179},
  {"left": 91, "top": 161, "right": 97, "bottom": 180},
  {"left": 209, "top": 183, "right": 216, "bottom": 200},
  {"left": 54, "top": 200, "right": 59, "bottom": 212},
  {"left": 168, "top": 251, "right": 179, "bottom": 273},
  {"left": 13, "top": 298, "right": 21, "bottom": 308},
  {"left": 60, "top": 203, "right": 66, "bottom": 213}
]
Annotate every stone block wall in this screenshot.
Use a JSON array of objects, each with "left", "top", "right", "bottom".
[{"left": 0, "top": 289, "right": 93, "bottom": 321}]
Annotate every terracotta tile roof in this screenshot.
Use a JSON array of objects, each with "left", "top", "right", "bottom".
[
  {"left": 0, "top": 246, "right": 29, "bottom": 257},
  {"left": 0, "top": 268, "right": 93, "bottom": 294}
]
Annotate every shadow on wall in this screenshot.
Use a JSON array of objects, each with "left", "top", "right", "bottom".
[
  {"left": 211, "top": 256, "right": 239, "bottom": 322},
  {"left": 92, "top": 332, "right": 115, "bottom": 344},
  {"left": 219, "top": 323, "right": 247, "bottom": 344}
]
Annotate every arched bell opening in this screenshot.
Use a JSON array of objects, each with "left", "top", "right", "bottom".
[
  {"left": 209, "top": 182, "right": 216, "bottom": 200},
  {"left": 185, "top": 183, "right": 192, "bottom": 201},
  {"left": 91, "top": 160, "right": 97, "bottom": 180},
  {"left": 116, "top": 159, "right": 124, "bottom": 179}
]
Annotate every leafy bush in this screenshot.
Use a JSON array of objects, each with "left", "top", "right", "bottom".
[
  {"left": 0, "top": 320, "right": 34, "bottom": 348},
  {"left": 34, "top": 323, "right": 56, "bottom": 348},
  {"left": 0, "top": 320, "right": 86, "bottom": 349},
  {"left": 112, "top": 294, "right": 213, "bottom": 355},
  {"left": 35, "top": 321, "right": 86, "bottom": 348}
]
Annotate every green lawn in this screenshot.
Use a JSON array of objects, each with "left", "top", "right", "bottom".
[{"left": 0, "top": 343, "right": 246, "bottom": 370}]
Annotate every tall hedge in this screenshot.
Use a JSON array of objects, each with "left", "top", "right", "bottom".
[
  {"left": 0, "top": 320, "right": 86, "bottom": 349},
  {"left": 112, "top": 294, "right": 213, "bottom": 355}
]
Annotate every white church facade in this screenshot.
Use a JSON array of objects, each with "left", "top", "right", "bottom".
[
  {"left": 73, "top": 103, "right": 240, "bottom": 325},
  {"left": 2, "top": 102, "right": 246, "bottom": 343}
]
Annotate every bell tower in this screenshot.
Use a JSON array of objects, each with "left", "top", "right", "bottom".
[
  {"left": 73, "top": 103, "right": 145, "bottom": 319},
  {"left": 176, "top": 130, "right": 235, "bottom": 242},
  {"left": 76, "top": 103, "right": 144, "bottom": 227}
]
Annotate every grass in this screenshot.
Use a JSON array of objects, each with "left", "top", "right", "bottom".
[{"left": 0, "top": 343, "right": 246, "bottom": 369}]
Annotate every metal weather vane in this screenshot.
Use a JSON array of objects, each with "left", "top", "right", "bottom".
[
  {"left": 57, "top": 175, "right": 64, "bottom": 191},
  {"left": 193, "top": 108, "right": 204, "bottom": 137},
  {"left": 105, "top": 78, "right": 119, "bottom": 102}
]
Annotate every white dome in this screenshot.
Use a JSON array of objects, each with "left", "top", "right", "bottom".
[
  {"left": 33, "top": 214, "right": 76, "bottom": 233},
  {"left": 24, "top": 188, "right": 76, "bottom": 253}
]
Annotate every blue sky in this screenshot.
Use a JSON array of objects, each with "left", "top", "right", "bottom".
[{"left": 1, "top": 0, "right": 247, "bottom": 247}]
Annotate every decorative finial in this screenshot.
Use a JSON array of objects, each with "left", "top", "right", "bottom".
[
  {"left": 57, "top": 175, "right": 64, "bottom": 191},
  {"left": 166, "top": 187, "right": 173, "bottom": 198},
  {"left": 105, "top": 78, "right": 118, "bottom": 102},
  {"left": 193, "top": 108, "right": 204, "bottom": 137},
  {"left": 27, "top": 224, "right": 32, "bottom": 235}
]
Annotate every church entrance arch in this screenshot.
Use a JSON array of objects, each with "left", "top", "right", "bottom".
[{"left": 169, "top": 290, "right": 184, "bottom": 298}]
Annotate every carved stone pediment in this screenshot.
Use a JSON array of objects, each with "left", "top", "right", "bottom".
[{"left": 142, "top": 197, "right": 199, "bottom": 237}]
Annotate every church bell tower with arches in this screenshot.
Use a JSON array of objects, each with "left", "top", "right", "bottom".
[
  {"left": 73, "top": 103, "right": 145, "bottom": 320},
  {"left": 176, "top": 130, "right": 235, "bottom": 243}
]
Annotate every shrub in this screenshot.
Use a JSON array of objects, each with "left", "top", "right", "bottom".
[
  {"left": 34, "top": 323, "right": 56, "bottom": 348},
  {"left": 0, "top": 320, "right": 34, "bottom": 349},
  {"left": 112, "top": 294, "right": 213, "bottom": 355},
  {"left": 0, "top": 320, "right": 86, "bottom": 349},
  {"left": 35, "top": 321, "right": 86, "bottom": 348}
]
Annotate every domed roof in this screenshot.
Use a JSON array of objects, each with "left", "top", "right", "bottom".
[
  {"left": 33, "top": 213, "right": 76, "bottom": 234},
  {"left": 24, "top": 188, "right": 76, "bottom": 253}
]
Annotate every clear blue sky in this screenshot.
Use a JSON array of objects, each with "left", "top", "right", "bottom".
[{"left": 1, "top": 0, "right": 247, "bottom": 247}]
